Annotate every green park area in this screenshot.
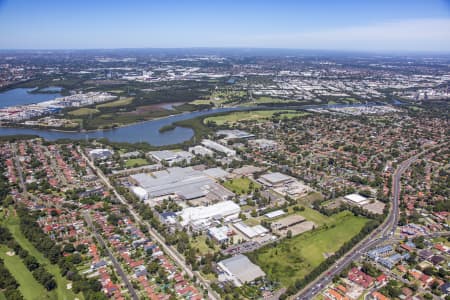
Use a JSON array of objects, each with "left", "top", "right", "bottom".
[
  {"left": 204, "top": 110, "right": 308, "bottom": 125},
  {"left": 190, "top": 235, "right": 219, "bottom": 255},
  {"left": 248, "top": 211, "right": 369, "bottom": 287},
  {"left": 125, "top": 158, "right": 149, "bottom": 168},
  {"left": 96, "top": 97, "right": 133, "bottom": 108},
  {"left": 68, "top": 107, "right": 99, "bottom": 116},
  {"left": 250, "top": 96, "right": 300, "bottom": 105},
  {"left": 223, "top": 177, "right": 260, "bottom": 195},
  {"left": 2, "top": 211, "right": 82, "bottom": 300}
]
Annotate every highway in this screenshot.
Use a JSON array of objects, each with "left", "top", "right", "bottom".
[
  {"left": 79, "top": 147, "right": 220, "bottom": 300},
  {"left": 292, "top": 144, "right": 445, "bottom": 300}
]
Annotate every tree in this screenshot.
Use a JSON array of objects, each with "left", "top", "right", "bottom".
[
  {"left": 287, "top": 230, "right": 292, "bottom": 239},
  {"left": 24, "top": 255, "right": 40, "bottom": 271}
]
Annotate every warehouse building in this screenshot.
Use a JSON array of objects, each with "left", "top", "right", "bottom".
[
  {"left": 208, "top": 226, "right": 231, "bottom": 244},
  {"left": 233, "top": 222, "right": 269, "bottom": 239},
  {"left": 258, "top": 172, "right": 294, "bottom": 187},
  {"left": 218, "top": 254, "right": 265, "bottom": 287},
  {"left": 148, "top": 150, "right": 193, "bottom": 166},
  {"left": 89, "top": 148, "right": 113, "bottom": 160},
  {"left": 248, "top": 139, "right": 279, "bottom": 151},
  {"left": 188, "top": 145, "right": 214, "bottom": 157},
  {"left": 201, "top": 139, "right": 236, "bottom": 157},
  {"left": 203, "top": 167, "right": 230, "bottom": 180},
  {"left": 344, "top": 193, "right": 370, "bottom": 206},
  {"left": 216, "top": 129, "right": 255, "bottom": 140},
  {"left": 265, "top": 209, "right": 286, "bottom": 219},
  {"left": 130, "top": 167, "right": 234, "bottom": 202},
  {"left": 178, "top": 200, "right": 240, "bottom": 229},
  {"left": 130, "top": 186, "right": 148, "bottom": 201}
]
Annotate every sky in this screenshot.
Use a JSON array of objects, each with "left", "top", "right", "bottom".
[{"left": 0, "top": 0, "right": 449, "bottom": 52}]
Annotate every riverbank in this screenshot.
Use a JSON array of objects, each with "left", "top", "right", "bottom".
[{"left": 0, "top": 102, "right": 388, "bottom": 145}]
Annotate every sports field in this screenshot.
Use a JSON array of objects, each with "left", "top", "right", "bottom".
[
  {"left": 125, "top": 158, "right": 148, "bottom": 168},
  {"left": 249, "top": 211, "right": 368, "bottom": 287}
]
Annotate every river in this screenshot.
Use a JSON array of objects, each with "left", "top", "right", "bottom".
[
  {"left": 0, "top": 88, "right": 386, "bottom": 146},
  {"left": 0, "top": 88, "right": 62, "bottom": 108},
  {"left": 0, "top": 107, "right": 247, "bottom": 146}
]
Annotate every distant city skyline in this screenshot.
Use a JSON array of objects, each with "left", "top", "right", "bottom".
[{"left": 0, "top": 0, "right": 449, "bottom": 52}]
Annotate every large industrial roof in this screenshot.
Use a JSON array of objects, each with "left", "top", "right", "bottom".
[
  {"left": 178, "top": 200, "right": 240, "bottom": 226},
  {"left": 219, "top": 254, "right": 265, "bottom": 283},
  {"left": 259, "top": 172, "right": 292, "bottom": 184},
  {"left": 131, "top": 167, "right": 214, "bottom": 199}
]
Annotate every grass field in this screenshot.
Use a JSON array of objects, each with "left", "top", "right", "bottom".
[
  {"left": 299, "top": 191, "right": 324, "bottom": 203},
  {"left": 68, "top": 107, "right": 99, "bottom": 116},
  {"left": 250, "top": 96, "right": 299, "bottom": 104},
  {"left": 0, "top": 245, "right": 51, "bottom": 300},
  {"left": 3, "top": 211, "right": 82, "bottom": 300},
  {"left": 190, "top": 236, "right": 218, "bottom": 255},
  {"left": 96, "top": 97, "right": 133, "bottom": 108},
  {"left": 204, "top": 110, "right": 307, "bottom": 125},
  {"left": 250, "top": 211, "right": 368, "bottom": 287},
  {"left": 125, "top": 158, "right": 148, "bottom": 168},
  {"left": 223, "top": 177, "right": 260, "bottom": 195},
  {"left": 190, "top": 99, "right": 213, "bottom": 105}
]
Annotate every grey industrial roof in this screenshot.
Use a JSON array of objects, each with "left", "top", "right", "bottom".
[
  {"left": 260, "top": 172, "right": 292, "bottom": 184},
  {"left": 220, "top": 254, "right": 265, "bottom": 283},
  {"left": 203, "top": 167, "right": 230, "bottom": 179},
  {"left": 131, "top": 167, "right": 232, "bottom": 200}
]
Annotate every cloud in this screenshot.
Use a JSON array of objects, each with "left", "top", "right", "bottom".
[{"left": 241, "top": 19, "right": 450, "bottom": 52}]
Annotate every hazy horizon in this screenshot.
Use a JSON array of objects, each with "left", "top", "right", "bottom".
[{"left": 1, "top": 0, "right": 450, "bottom": 52}]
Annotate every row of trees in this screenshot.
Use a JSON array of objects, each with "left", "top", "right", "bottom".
[
  {"left": 0, "top": 224, "right": 57, "bottom": 291},
  {"left": 0, "top": 258, "right": 23, "bottom": 299},
  {"left": 15, "top": 205, "right": 107, "bottom": 299}
]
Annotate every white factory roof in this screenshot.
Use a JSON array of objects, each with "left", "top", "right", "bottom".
[
  {"left": 89, "top": 148, "right": 112, "bottom": 155},
  {"left": 201, "top": 139, "right": 236, "bottom": 156},
  {"left": 208, "top": 226, "right": 229, "bottom": 242},
  {"left": 189, "top": 145, "right": 214, "bottom": 156},
  {"left": 234, "top": 222, "right": 268, "bottom": 239},
  {"left": 130, "top": 186, "right": 148, "bottom": 200},
  {"left": 216, "top": 129, "right": 255, "bottom": 140},
  {"left": 265, "top": 209, "right": 286, "bottom": 219},
  {"left": 178, "top": 200, "right": 240, "bottom": 226},
  {"left": 344, "top": 193, "right": 368, "bottom": 204}
]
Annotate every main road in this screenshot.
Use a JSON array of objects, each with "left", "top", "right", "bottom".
[
  {"left": 293, "top": 144, "right": 446, "bottom": 300},
  {"left": 78, "top": 147, "right": 220, "bottom": 300}
]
